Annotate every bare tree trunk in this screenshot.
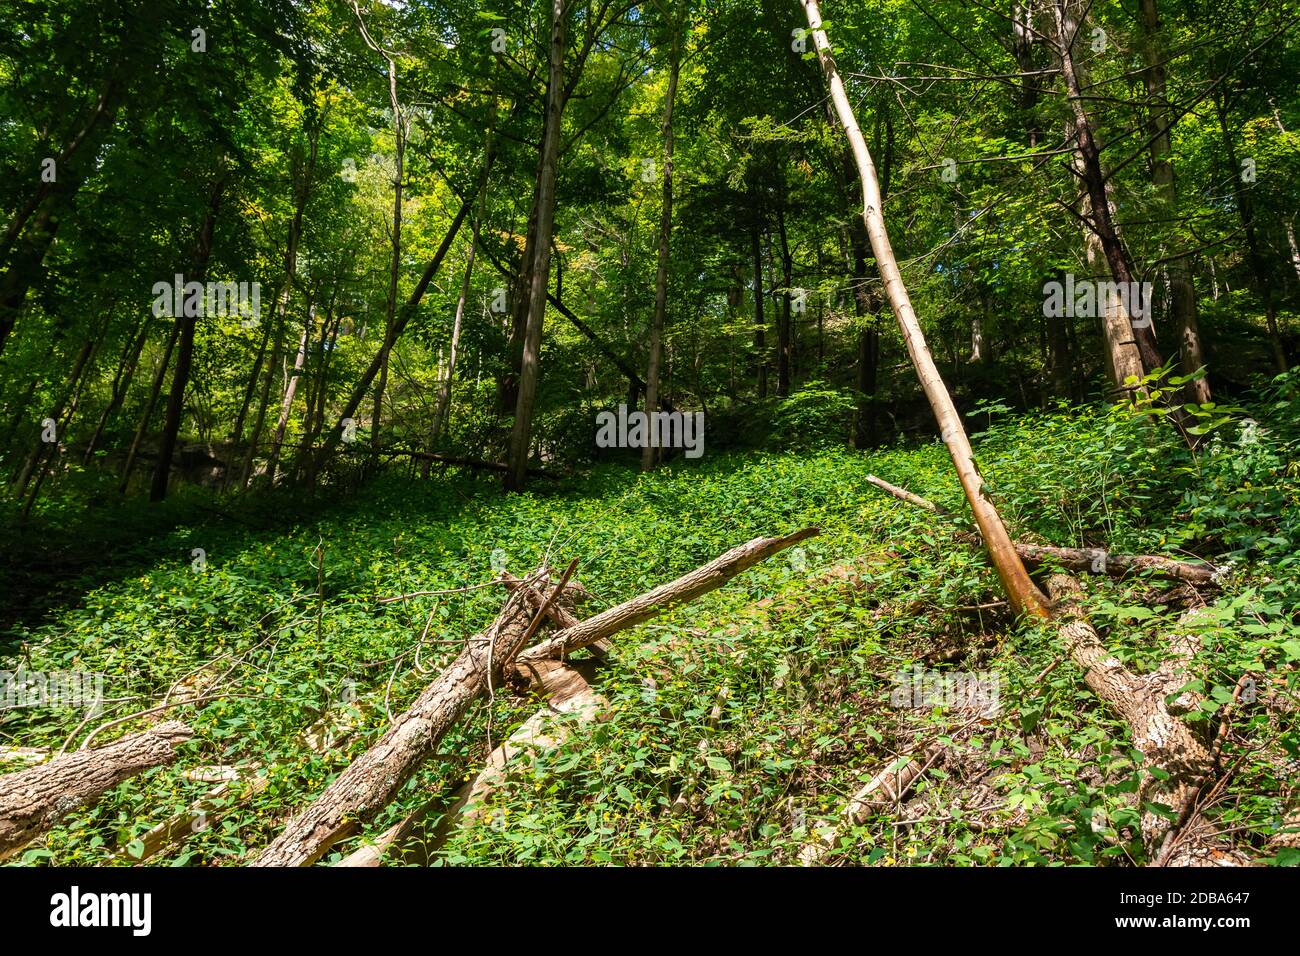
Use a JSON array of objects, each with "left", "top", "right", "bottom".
[
  {"left": 1138, "top": 0, "right": 1211, "bottom": 404},
  {"left": 119, "top": 321, "right": 181, "bottom": 493},
  {"left": 257, "top": 529, "right": 815, "bottom": 866},
  {"left": 431, "top": 183, "right": 485, "bottom": 455},
  {"left": 1054, "top": 0, "right": 1165, "bottom": 381},
  {"left": 83, "top": 317, "right": 151, "bottom": 464},
  {"left": 264, "top": 308, "right": 311, "bottom": 485},
  {"left": 643, "top": 39, "right": 680, "bottom": 471},
  {"left": 253, "top": 566, "right": 577, "bottom": 867},
  {"left": 150, "top": 172, "right": 227, "bottom": 502},
  {"left": 802, "top": 0, "right": 1049, "bottom": 619},
  {"left": 238, "top": 307, "right": 288, "bottom": 490},
  {"left": 11, "top": 335, "right": 98, "bottom": 495},
  {"left": 504, "top": 0, "right": 567, "bottom": 492},
  {"left": 231, "top": 314, "right": 274, "bottom": 445},
  {"left": 306, "top": 160, "right": 491, "bottom": 478}
]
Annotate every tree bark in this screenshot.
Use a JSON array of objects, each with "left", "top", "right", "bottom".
[
  {"left": 802, "top": 0, "right": 1050, "bottom": 619},
  {"left": 642, "top": 40, "right": 681, "bottom": 471},
  {"left": 431, "top": 186, "right": 484, "bottom": 455},
  {"left": 253, "top": 567, "right": 576, "bottom": 866},
  {"left": 150, "top": 172, "right": 227, "bottom": 501},
  {"left": 504, "top": 0, "right": 567, "bottom": 493},
  {"left": 307, "top": 159, "right": 493, "bottom": 478},
  {"left": 1138, "top": 0, "right": 1211, "bottom": 405},
  {"left": 1054, "top": 0, "right": 1163, "bottom": 390},
  {"left": 83, "top": 317, "right": 151, "bottom": 465},
  {"left": 517, "top": 527, "right": 819, "bottom": 665},
  {"left": 0, "top": 722, "right": 192, "bottom": 861},
  {"left": 1047, "top": 575, "right": 1213, "bottom": 852},
  {"left": 119, "top": 322, "right": 181, "bottom": 493},
  {"left": 264, "top": 308, "right": 311, "bottom": 485}
]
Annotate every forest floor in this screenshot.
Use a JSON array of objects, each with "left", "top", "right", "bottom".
[{"left": 2, "top": 392, "right": 1298, "bottom": 866}]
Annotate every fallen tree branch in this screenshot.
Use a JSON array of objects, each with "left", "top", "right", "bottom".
[
  {"left": 798, "top": 743, "right": 946, "bottom": 865},
  {"left": 0, "top": 721, "right": 193, "bottom": 861},
  {"left": 518, "top": 527, "right": 820, "bottom": 665},
  {"left": 1046, "top": 575, "right": 1213, "bottom": 854},
  {"left": 336, "top": 657, "right": 609, "bottom": 866},
  {"left": 120, "top": 702, "right": 373, "bottom": 864},
  {"left": 1007, "top": 541, "right": 1215, "bottom": 585},
  {"left": 265, "top": 531, "right": 814, "bottom": 865},
  {"left": 866, "top": 473, "right": 1216, "bottom": 583},
  {"left": 253, "top": 564, "right": 576, "bottom": 866}
]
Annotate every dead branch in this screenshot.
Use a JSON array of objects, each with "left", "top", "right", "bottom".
[
  {"left": 252, "top": 564, "right": 575, "bottom": 866},
  {"left": 0, "top": 721, "right": 193, "bottom": 861},
  {"left": 518, "top": 527, "right": 819, "bottom": 665}
]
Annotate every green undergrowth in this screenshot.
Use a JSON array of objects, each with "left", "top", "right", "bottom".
[{"left": 3, "top": 385, "right": 1299, "bottom": 866}]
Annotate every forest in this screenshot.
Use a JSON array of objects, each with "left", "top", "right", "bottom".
[{"left": 0, "top": 0, "right": 1298, "bottom": 877}]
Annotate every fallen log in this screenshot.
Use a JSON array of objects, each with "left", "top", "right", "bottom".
[
  {"left": 798, "top": 743, "right": 945, "bottom": 865},
  {"left": 1047, "top": 575, "right": 1212, "bottom": 852},
  {"left": 253, "top": 566, "right": 574, "bottom": 867},
  {"left": 120, "top": 701, "right": 373, "bottom": 864},
  {"left": 1007, "top": 541, "right": 1215, "bottom": 585},
  {"left": 865, "top": 474, "right": 1216, "bottom": 583},
  {"left": 518, "top": 527, "right": 820, "bottom": 665},
  {"left": 336, "top": 657, "right": 609, "bottom": 866},
  {"left": 262, "top": 530, "right": 815, "bottom": 866},
  {"left": 0, "top": 721, "right": 193, "bottom": 861}
]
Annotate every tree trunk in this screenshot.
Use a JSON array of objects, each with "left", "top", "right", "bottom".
[
  {"left": 231, "top": 313, "right": 274, "bottom": 444},
  {"left": 517, "top": 527, "right": 818, "bottom": 665},
  {"left": 642, "top": 40, "right": 681, "bottom": 471},
  {"left": 253, "top": 567, "right": 576, "bottom": 866},
  {"left": 1054, "top": 0, "right": 1165, "bottom": 382},
  {"left": 504, "top": 0, "right": 567, "bottom": 493},
  {"left": 264, "top": 309, "right": 311, "bottom": 485},
  {"left": 307, "top": 159, "right": 493, "bottom": 478},
  {"left": 802, "top": 0, "right": 1049, "bottom": 619},
  {"left": 11, "top": 335, "right": 98, "bottom": 495},
  {"left": 119, "top": 320, "right": 182, "bottom": 493},
  {"left": 238, "top": 308, "right": 287, "bottom": 490},
  {"left": 431, "top": 189, "right": 484, "bottom": 453},
  {"left": 150, "top": 173, "right": 227, "bottom": 501},
  {"left": 1138, "top": 0, "right": 1211, "bottom": 404},
  {"left": 83, "top": 317, "right": 151, "bottom": 465}
]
